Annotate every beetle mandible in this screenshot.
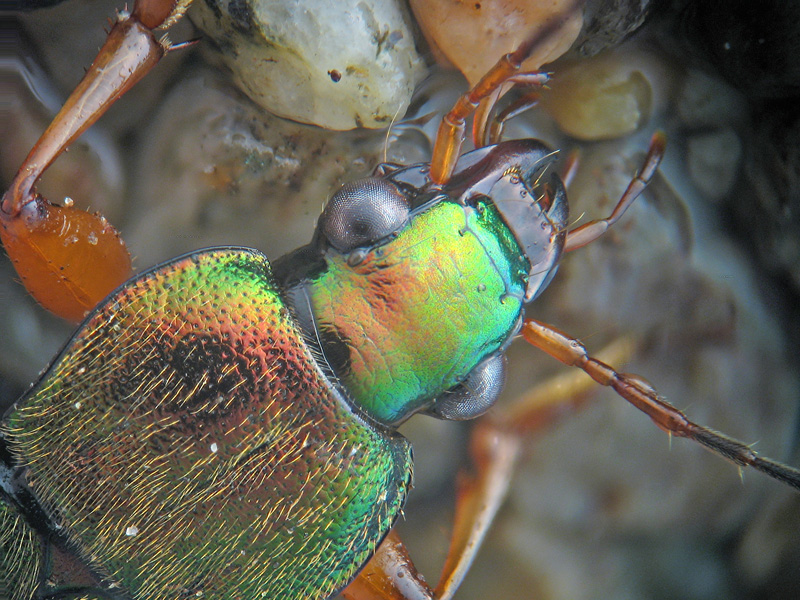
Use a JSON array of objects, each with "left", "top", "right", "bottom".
[{"left": 2, "top": 1, "right": 800, "bottom": 599}]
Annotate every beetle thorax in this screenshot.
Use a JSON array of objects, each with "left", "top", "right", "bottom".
[{"left": 306, "top": 198, "right": 528, "bottom": 425}]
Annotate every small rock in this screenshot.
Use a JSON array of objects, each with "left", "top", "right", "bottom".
[{"left": 190, "top": 0, "right": 425, "bottom": 130}]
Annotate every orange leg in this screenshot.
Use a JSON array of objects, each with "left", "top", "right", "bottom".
[
  {"left": 430, "top": 337, "right": 639, "bottom": 600},
  {"left": 563, "top": 131, "right": 666, "bottom": 252},
  {"left": 1, "top": 0, "right": 190, "bottom": 321},
  {"left": 428, "top": 0, "right": 585, "bottom": 185},
  {"left": 471, "top": 75, "right": 547, "bottom": 148},
  {"left": 342, "top": 530, "right": 434, "bottom": 600}
]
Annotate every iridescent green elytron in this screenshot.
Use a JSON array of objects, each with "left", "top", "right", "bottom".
[
  {"left": 1, "top": 140, "right": 567, "bottom": 598},
  {"left": 1, "top": 250, "right": 411, "bottom": 599}
]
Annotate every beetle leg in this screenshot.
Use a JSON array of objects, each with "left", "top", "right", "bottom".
[
  {"left": 340, "top": 427, "right": 519, "bottom": 600},
  {"left": 559, "top": 147, "right": 581, "bottom": 189},
  {"left": 430, "top": 70, "right": 550, "bottom": 186},
  {"left": 563, "top": 130, "right": 667, "bottom": 252},
  {"left": 430, "top": 337, "right": 636, "bottom": 600},
  {"left": 428, "top": 0, "right": 584, "bottom": 185},
  {"left": 472, "top": 88, "right": 504, "bottom": 149},
  {"left": 1, "top": 0, "right": 191, "bottom": 322},
  {"left": 522, "top": 318, "right": 800, "bottom": 490},
  {"left": 433, "top": 424, "right": 521, "bottom": 600},
  {"left": 341, "top": 337, "right": 635, "bottom": 600},
  {"left": 342, "top": 530, "right": 435, "bottom": 600},
  {"left": 472, "top": 73, "right": 547, "bottom": 148}
]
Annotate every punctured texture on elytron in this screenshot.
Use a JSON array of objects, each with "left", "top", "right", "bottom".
[
  {"left": 2, "top": 248, "right": 412, "bottom": 600},
  {"left": 310, "top": 199, "right": 530, "bottom": 424}
]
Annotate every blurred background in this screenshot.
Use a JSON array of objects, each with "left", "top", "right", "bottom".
[{"left": 2, "top": 1, "right": 799, "bottom": 598}]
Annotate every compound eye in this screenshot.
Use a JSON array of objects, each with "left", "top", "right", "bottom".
[
  {"left": 320, "top": 178, "right": 411, "bottom": 253},
  {"left": 426, "top": 354, "right": 507, "bottom": 421}
]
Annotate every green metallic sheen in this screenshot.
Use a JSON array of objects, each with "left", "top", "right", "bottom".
[
  {"left": 2, "top": 249, "right": 412, "bottom": 600},
  {"left": 309, "top": 199, "right": 530, "bottom": 424}
]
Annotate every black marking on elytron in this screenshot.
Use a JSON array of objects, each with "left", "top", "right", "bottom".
[{"left": 166, "top": 333, "right": 258, "bottom": 415}]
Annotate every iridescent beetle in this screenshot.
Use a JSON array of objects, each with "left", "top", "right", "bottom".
[{"left": 3, "top": 1, "right": 800, "bottom": 599}]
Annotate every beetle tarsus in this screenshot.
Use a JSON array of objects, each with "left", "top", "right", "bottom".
[{"left": 563, "top": 130, "right": 666, "bottom": 252}]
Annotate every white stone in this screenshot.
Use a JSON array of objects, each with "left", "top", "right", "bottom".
[{"left": 190, "top": 0, "right": 425, "bottom": 130}]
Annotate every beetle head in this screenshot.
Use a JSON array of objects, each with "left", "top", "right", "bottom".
[{"left": 444, "top": 140, "right": 570, "bottom": 302}]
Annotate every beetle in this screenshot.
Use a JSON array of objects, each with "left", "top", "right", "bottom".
[{"left": 3, "top": 1, "right": 800, "bottom": 599}]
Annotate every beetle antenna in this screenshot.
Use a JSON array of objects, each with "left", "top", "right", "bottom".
[{"left": 522, "top": 318, "right": 800, "bottom": 492}]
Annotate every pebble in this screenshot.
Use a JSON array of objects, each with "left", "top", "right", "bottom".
[{"left": 190, "top": 0, "right": 425, "bottom": 129}]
